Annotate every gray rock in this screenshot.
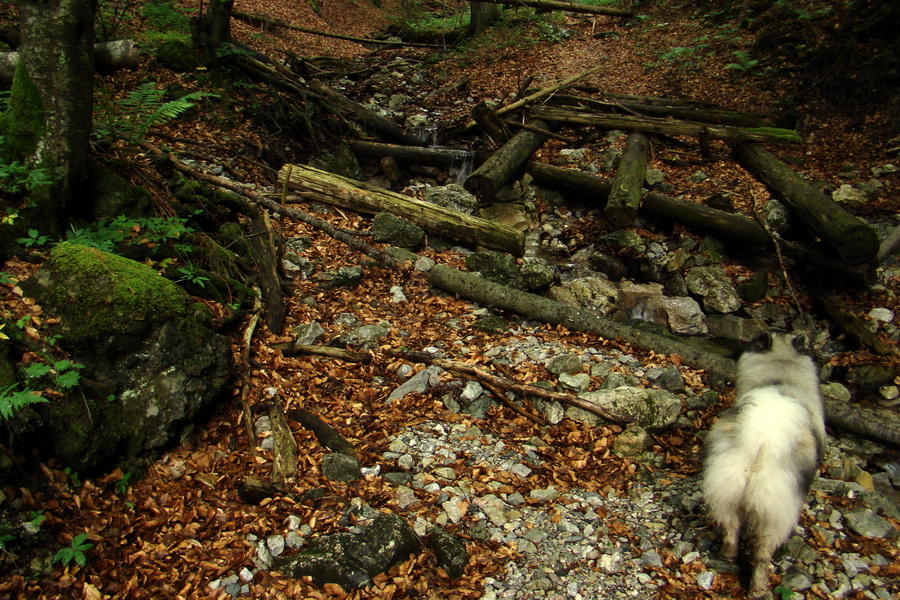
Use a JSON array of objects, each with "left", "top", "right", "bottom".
[
  {"left": 546, "top": 354, "right": 584, "bottom": 375},
  {"left": 372, "top": 212, "right": 424, "bottom": 250},
  {"left": 321, "top": 452, "right": 362, "bottom": 483},
  {"left": 19, "top": 243, "right": 231, "bottom": 471},
  {"left": 424, "top": 184, "right": 479, "bottom": 215},
  {"left": 705, "top": 314, "right": 767, "bottom": 342},
  {"left": 320, "top": 266, "right": 364, "bottom": 289},
  {"left": 293, "top": 322, "right": 325, "bottom": 346},
  {"left": 519, "top": 256, "right": 555, "bottom": 290},
  {"left": 273, "top": 514, "right": 418, "bottom": 589},
  {"left": 570, "top": 387, "right": 681, "bottom": 429},
  {"left": 844, "top": 508, "right": 898, "bottom": 539},
  {"left": 548, "top": 277, "right": 619, "bottom": 316},
  {"left": 762, "top": 198, "right": 793, "bottom": 234},
  {"left": 388, "top": 366, "right": 442, "bottom": 401},
  {"left": 847, "top": 365, "right": 896, "bottom": 395},
  {"left": 429, "top": 527, "right": 468, "bottom": 579},
  {"left": 833, "top": 183, "right": 873, "bottom": 205},
  {"left": 684, "top": 266, "right": 741, "bottom": 313},
  {"left": 480, "top": 201, "right": 538, "bottom": 232},
  {"left": 465, "top": 250, "right": 522, "bottom": 288},
  {"left": 588, "top": 250, "right": 627, "bottom": 281},
  {"left": 342, "top": 323, "right": 390, "bottom": 347}
]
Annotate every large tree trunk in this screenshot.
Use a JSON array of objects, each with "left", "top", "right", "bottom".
[
  {"left": 193, "top": 0, "right": 234, "bottom": 62},
  {"left": 14, "top": 0, "right": 96, "bottom": 233},
  {"left": 734, "top": 143, "right": 879, "bottom": 264},
  {"left": 468, "top": 2, "right": 501, "bottom": 37}
]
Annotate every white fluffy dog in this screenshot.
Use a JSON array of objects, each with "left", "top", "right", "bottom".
[{"left": 702, "top": 332, "right": 825, "bottom": 596}]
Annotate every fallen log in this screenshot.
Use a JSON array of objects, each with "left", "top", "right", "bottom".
[
  {"left": 349, "top": 140, "right": 473, "bottom": 168},
  {"left": 278, "top": 164, "right": 526, "bottom": 256},
  {"left": 232, "top": 9, "right": 443, "bottom": 48},
  {"left": 530, "top": 106, "right": 802, "bottom": 145},
  {"left": 605, "top": 132, "right": 649, "bottom": 227},
  {"left": 427, "top": 263, "right": 739, "bottom": 385},
  {"left": 464, "top": 119, "right": 549, "bottom": 201},
  {"left": 289, "top": 407, "right": 358, "bottom": 459},
  {"left": 268, "top": 400, "right": 299, "bottom": 490},
  {"left": 272, "top": 342, "right": 372, "bottom": 363},
  {"left": 471, "top": 102, "right": 511, "bottom": 146},
  {"left": 427, "top": 263, "right": 900, "bottom": 446},
  {"left": 734, "top": 143, "right": 879, "bottom": 264},
  {"left": 465, "top": 65, "right": 602, "bottom": 130},
  {"left": 547, "top": 94, "right": 777, "bottom": 128},
  {"left": 0, "top": 39, "right": 140, "bottom": 84},
  {"left": 474, "top": 0, "right": 634, "bottom": 17},
  {"left": 523, "top": 161, "right": 772, "bottom": 249},
  {"left": 310, "top": 81, "right": 427, "bottom": 146}
]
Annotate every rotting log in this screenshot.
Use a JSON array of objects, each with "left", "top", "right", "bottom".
[
  {"left": 278, "top": 164, "right": 526, "bottom": 256},
  {"left": 1, "top": 39, "right": 140, "bottom": 84},
  {"left": 523, "top": 161, "right": 772, "bottom": 249},
  {"left": 272, "top": 342, "right": 372, "bottom": 363},
  {"left": 605, "top": 132, "right": 649, "bottom": 227},
  {"left": 474, "top": 0, "right": 634, "bottom": 17},
  {"left": 530, "top": 106, "right": 802, "bottom": 145},
  {"left": 427, "top": 264, "right": 900, "bottom": 445},
  {"left": 232, "top": 10, "right": 443, "bottom": 48},
  {"left": 269, "top": 401, "right": 299, "bottom": 490},
  {"left": 471, "top": 102, "right": 511, "bottom": 146},
  {"left": 465, "top": 65, "right": 602, "bottom": 130},
  {"left": 547, "top": 94, "right": 777, "bottom": 128},
  {"left": 427, "top": 263, "right": 739, "bottom": 386},
  {"left": 464, "top": 119, "right": 549, "bottom": 201},
  {"left": 734, "top": 143, "right": 879, "bottom": 264},
  {"left": 310, "top": 81, "right": 427, "bottom": 146},
  {"left": 350, "top": 141, "right": 474, "bottom": 167},
  {"left": 289, "top": 408, "right": 358, "bottom": 459}
]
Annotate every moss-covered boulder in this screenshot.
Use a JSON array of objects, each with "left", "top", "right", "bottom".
[{"left": 19, "top": 243, "right": 231, "bottom": 470}]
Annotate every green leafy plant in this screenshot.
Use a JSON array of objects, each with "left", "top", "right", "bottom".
[
  {"left": 725, "top": 50, "right": 761, "bottom": 75},
  {"left": 52, "top": 532, "right": 93, "bottom": 567},
  {"left": 176, "top": 260, "right": 210, "bottom": 288},
  {"left": 0, "top": 385, "right": 47, "bottom": 422},
  {"left": 15, "top": 228, "right": 50, "bottom": 248},
  {"left": 63, "top": 467, "right": 81, "bottom": 489},
  {"left": 773, "top": 585, "right": 797, "bottom": 599},
  {"left": 94, "top": 83, "right": 215, "bottom": 145},
  {"left": 65, "top": 215, "right": 197, "bottom": 252},
  {"left": 115, "top": 472, "right": 134, "bottom": 495}
]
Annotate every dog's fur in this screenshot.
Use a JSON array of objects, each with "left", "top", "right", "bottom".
[{"left": 702, "top": 332, "right": 825, "bottom": 596}]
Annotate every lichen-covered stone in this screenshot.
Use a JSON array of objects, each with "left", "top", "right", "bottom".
[{"left": 20, "top": 243, "right": 231, "bottom": 470}]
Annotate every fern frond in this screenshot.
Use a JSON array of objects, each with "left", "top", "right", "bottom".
[{"left": 0, "top": 386, "right": 47, "bottom": 422}]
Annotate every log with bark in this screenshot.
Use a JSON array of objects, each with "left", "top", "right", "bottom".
[
  {"left": 605, "top": 132, "right": 649, "bottom": 227},
  {"left": 547, "top": 94, "right": 777, "bottom": 128},
  {"left": 0, "top": 39, "right": 140, "bottom": 83},
  {"left": 530, "top": 106, "right": 802, "bottom": 145},
  {"left": 734, "top": 143, "right": 879, "bottom": 265},
  {"left": 289, "top": 408, "right": 358, "bottom": 459},
  {"left": 471, "top": 102, "right": 511, "bottom": 146},
  {"left": 473, "top": 0, "right": 634, "bottom": 17},
  {"left": 272, "top": 342, "right": 372, "bottom": 363},
  {"left": 464, "top": 119, "right": 549, "bottom": 201},
  {"left": 310, "top": 81, "right": 428, "bottom": 147},
  {"left": 427, "top": 263, "right": 739, "bottom": 386},
  {"left": 278, "top": 164, "right": 526, "bottom": 256},
  {"left": 428, "top": 264, "right": 900, "bottom": 446},
  {"left": 268, "top": 400, "right": 299, "bottom": 490},
  {"left": 464, "top": 65, "right": 602, "bottom": 130}
]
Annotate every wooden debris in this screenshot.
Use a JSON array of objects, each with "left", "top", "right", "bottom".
[
  {"left": 531, "top": 106, "right": 802, "bottom": 145},
  {"left": 272, "top": 342, "right": 372, "bottom": 363},
  {"left": 735, "top": 143, "right": 880, "bottom": 264},
  {"left": 289, "top": 408, "right": 358, "bottom": 459},
  {"left": 464, "top": 119, "right": 549, "bottom": 201},
  {"left": 278, "top": 163, "right": 526, "bottom": 255},
  {"left": 605, "top": 132, "right": 649, "bottom": 227},
  {"left": 473, "top": 0, "right": 634, "bottom": 17},
  {"left": 268, "top": 399, "right": 299, "bottom": 490}
]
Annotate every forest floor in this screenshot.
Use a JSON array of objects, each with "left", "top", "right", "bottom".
[{"left": 1, "top": 1, "right": 899, "bottom": 599}]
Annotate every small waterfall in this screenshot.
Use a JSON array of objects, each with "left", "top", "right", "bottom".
[{"left": 451, "top": 154, "right": 475, "bottom": 184}]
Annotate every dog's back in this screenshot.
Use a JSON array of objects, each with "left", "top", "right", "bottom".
[{"left": 702, "top": 332, "right": 825, "bottom": 596}]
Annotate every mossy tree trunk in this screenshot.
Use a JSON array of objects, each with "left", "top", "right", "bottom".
[{"left": 13, "top": 0, "right": 96, "bottom": 235}]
